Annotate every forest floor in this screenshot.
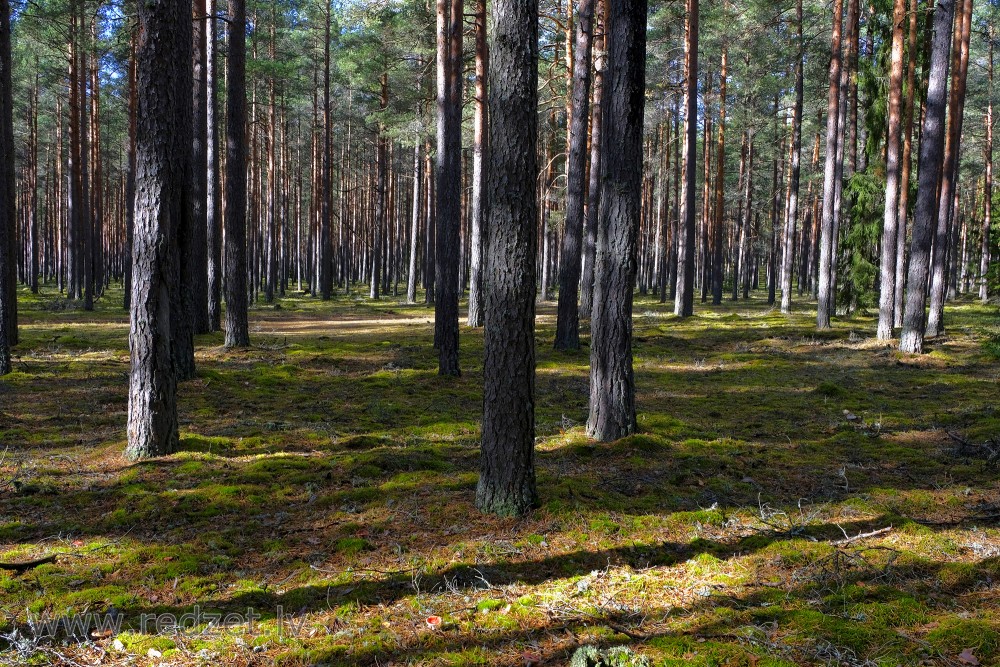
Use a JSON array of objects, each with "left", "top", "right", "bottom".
[{"left": 1, "top": 284, "right": 999, "bottom": 667}]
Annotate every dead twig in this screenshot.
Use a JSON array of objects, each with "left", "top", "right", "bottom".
[{"left": 830, "top": 525, "right": 893, "bottom": 546}]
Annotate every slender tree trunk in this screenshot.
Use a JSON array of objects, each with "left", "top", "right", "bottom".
[
  {"left": 580, "top": 0, "right": 605, "bottom": 320},
  {"left": 927, "top": 0, "right": 972, "bottom": 337},
  {"left": 900, "top": 0, "right": 955, "bottom": 354},
  {"left": 124, "top": 28, "right": 137, "bottom": 311},
  {"left": 435, "top": 0, "right": 463, "bottom": 376},
  {"left": 894, "top": 0, "right": 919, "bottom": 328},
  {"left": 780, "top": 0, "right": 804, "bottom": 314},
  {"left": 191, "top": 0, "right": 210, "bottom": 333},
  {"left": 320, "top": 4, "right": 333, "bottom": 300},
  {"left": 224, "top": 0, "right": 249, "bottom": 348},
  {"left": 817, "top": 0, "right": 845, "bottom": 329},
  {"left": 711, "top": 45, "right": 727, "bottom": 305},
  {"left": 371, "top": 74, "right": 389, "bottom": 300},
  {"left": 407, "top": 140, "right": 422, "bottom": 304},
  {"left": 554, "top": 0, "right": 595, "bottom": 350},
  {"left": 674, "top": 0, "right": 698, "bottom": 317},
  {"left": 0, "top": 0, "right": 13, "bottom": 374},
  {"left": 477, "top": 0, "right": 540, "bottom": 518},
  {"left": 126, "top": 0, "right": 192, "bottom": 459},
  {"left": 980, "top": 27, "right": 993, "bottom": 302},
  {"left": 587, "top": 0, "right": 648, "bottom": 442},
  {"left": 467, "top": 0, "right": 488, "bottom": 327},
  {"left": 206, "top": 0, "right": 221, "bottom": 330},
  {"left": 877, "top": 0, "right": 907, "bottom": 340}
]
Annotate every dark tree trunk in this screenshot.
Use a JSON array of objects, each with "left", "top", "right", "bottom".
[
  {"left": 877, "top": 0, "right": 907, "bottom": 340},
  {"left": 224, "top": 0, "right": 250, "bottom": 348},
  {"left": 0, "top": 0, "right": 13, "bottom": 374},
  {"left": 817, "top": 0, "right": 844, "bottom": 329},
  {"left": 554, "top": 0, "right": 595, "bottom": 351},
  {"left": 586, "top": 0, "right": 648, "bottom": 442},
  {"left": 674, "top": 0, "right": 697, "bottom": 317},
  {"left": 169, "top": 0, "right": 196, "bottom": 381},
  {"left": 467, "top": 0, "right": 487, "bottom": 327},
  {"left": 126, "top": 0, "right": 192, "bottom": 459},
  {"left": 191, "top": 0, "right": 210, "bottom": 334},
  {"left": 434, "top": 0, "right": 463, "bottom": 376},
  {"left": 580, "top": 0, "right": 606, "bottom": 320},
  {"left": 320, "top": 4, "right": 333, "bottom": 300},
  {"left": 900, "top": 0, "right": 955, "bottom": 354},
  {"left": 477, "top": 0, "right": 540, "bottom": 518},
  {"left": 206, "top": 0, "right": 221, "bottom": 331},
  {"left": 124, "top": 27, "right": 137, "bottom": 312}
]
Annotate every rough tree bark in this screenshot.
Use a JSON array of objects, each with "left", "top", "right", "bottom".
[
  {"left": 587, "top": 0, "right": 648, "bottom": 442},
  {"left": 191, "top": 0, "right": 210, "bottom": 334},
  {"left": 477, "top": 0, "right": 540, "bottom": 518},
  {"left": 894, "top": 0, "right": 919, "bottom": 328},
  {"left": 877, "top": 0, "right": 907, "bottom": 340},
  {"left": 554, "top": 0, "right": 595, "bottom": 350},
  {"left": 206, "top": 0, "right": 221, "bottom": 330},
  {"left": 579, "top": 0, "right": 606, "bottom": 321},
  {"left": 899, "top": 0, "right": 955, "bottom": 354},
  {"left": 224, "top": 0, "right": 250, "bottom": 348},
  {"left": 126, "top": 0, "right": 192, "bottom": 459},
  {"left": 434, "top": 0, "right": 463, "bottom": 376}
]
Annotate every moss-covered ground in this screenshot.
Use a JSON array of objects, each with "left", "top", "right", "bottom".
[{"left": 1, "top": 283, "right": 998, "bottom": 666}]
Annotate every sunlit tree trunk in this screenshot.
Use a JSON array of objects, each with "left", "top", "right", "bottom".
[
  {"left": 817, "top": 0, "right": 844, "bottom": 329},
  {"left": 877, "top": 0, "right": 907, "bottom": 340},
  {"left": 894, "top": 0, "right": 919, "bottom": 328},
  {"left": 980, "top": 27, "right": 993, "bottom": 303},
  {"left": 927, "top": 0, "right": 972, "bottom": 338},
  {"left": 467, "top": 0, "right": 487, "bottom": 327},
  {"left": 674, "top": 0, "right": 697, "bottom": 317},
  {"left": 900, "top": 0, "right": 955, "bottom": 354},
  {"left": 0, "top": 0, "right": 13, "bottom": 374},
  {"left": 780, "top": 0, "right": 804, "bottom": 314}
]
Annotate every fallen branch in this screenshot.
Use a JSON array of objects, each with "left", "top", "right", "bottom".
[
  {"left": 831, "top": 526, "right": 892, "bottom": 546},
  {"left": 0, "top": 554, "right": 57, "bottom": 574}
]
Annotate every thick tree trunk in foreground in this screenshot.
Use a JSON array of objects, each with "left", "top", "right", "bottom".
[
  {"left": 477, "top": 0, "right": 539, "bottom": 518},
  {"left": 554, "top": 0, "right": 595, "bottom": 351},
  {"left": 467, "top": 0, "right": 487, "bottom": 327},
  {"left": 126, "top": 0, "right": 191, "bottom": 459},
  {"left": 816, "top": 0, "right": 844, "bottom": 329},
  {"left": 435, "top": 0, "right": 463, "bottom": 376},
  {"left": 224, "top": 0, "right": 250, "bottom": 348},
  {"left": 674, "top": 0, "right": 697, "bottom": 317},
  {"left": 899, "top": 0, "right": 955, "bottom": 354},
  {"left": 0, "top": 0, "right": 14, "bottom": 375},
  {"left": 876, "top": 0, "right": 907, "bottom": 340},
  {"left": 587, "top": 0, "right": 648, "bottom": 442}
]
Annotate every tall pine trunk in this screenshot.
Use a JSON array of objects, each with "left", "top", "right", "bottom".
[
  {"left": 674, "top": 0, "right": 697, "bottom": 317},
  {"left": 586, "top": 0, "right": 648, "bottom": 442},
  {"left": 554, "top": 0, "right": 595, "bottom": 350},
  {"left": 126, "top": 0, "right": 193, "bottom": 459},
  {"left": 0, "top": 0, "right": 13, "bottom": 374},
  {"left": 224, "top": 0, "right": 250, "bottom": 348},
  {"left": 899, "top": 0, "right": 955, "bottom": 354},
  {"left": 817, "top": 0, "right": 844, "bottom": 329},
  {"left": 477, "top": 0, "right": 540, "bottom": 518},
  {"left": 980, "top": 27, "right": 993, "bottom": 302},
  {"left": 877, "top": 0, "right": 907, "bottom": 340},
  {"left": 467, "top": 0, "right": 487, "bottom": 327}
]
